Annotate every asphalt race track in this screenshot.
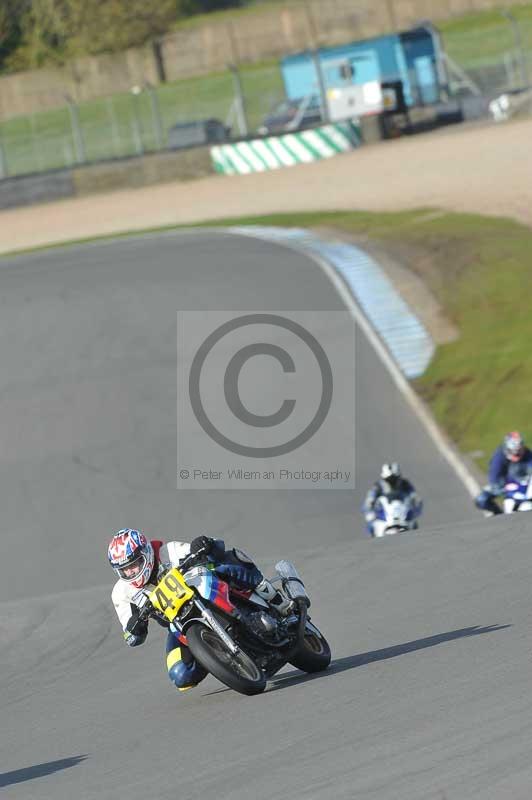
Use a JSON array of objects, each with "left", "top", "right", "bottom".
[{"left": 1, "top": 232, "right": 530, "bottom": 800}]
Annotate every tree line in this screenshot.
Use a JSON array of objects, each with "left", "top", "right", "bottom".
[{"left": 0, "top": 0, "right": 244, "bottom": 73}]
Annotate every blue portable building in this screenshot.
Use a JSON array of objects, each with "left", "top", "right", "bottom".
[{"left": 281, "top": 26, "right": 447, "bottom": 108}]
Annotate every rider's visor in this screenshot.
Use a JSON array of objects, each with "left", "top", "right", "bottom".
[{"left": 117, "top": 555, "right": 145, "bottom": 581}]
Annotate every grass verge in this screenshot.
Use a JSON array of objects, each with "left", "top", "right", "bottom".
[{"left": 7, "top": 206, "right": 529, "bottom": 473}]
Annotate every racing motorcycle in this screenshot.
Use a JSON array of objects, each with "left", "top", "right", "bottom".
[
  {"left": 372, "top": 493, "right": 421, "bottom": 538},
  {"left": 503, "top": 475, "right": 532, "bottom": 513},
  {"left": 132, "top": 547, "right": 331, "bottom": 696}
]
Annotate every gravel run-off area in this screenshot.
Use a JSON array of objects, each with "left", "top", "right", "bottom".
[{"left": 1, "top": 117, "right": 531, "bottom": 255}]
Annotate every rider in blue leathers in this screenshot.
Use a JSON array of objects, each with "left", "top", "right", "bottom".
[
  {"left": 475, "top": 432, "right": 532, "bottom": 516},
  {"left": 363, "top": 463, "right": 421, "bottom": 536}
]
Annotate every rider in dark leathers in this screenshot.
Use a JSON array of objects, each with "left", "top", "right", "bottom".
[{"left": 475, "top": 431, "right": 532, "bottom": 516}]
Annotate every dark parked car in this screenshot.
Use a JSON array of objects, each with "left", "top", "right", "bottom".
[
  {"left": 167, "top": 118, "right": 230, "bottom": 150},
  {"left": 257, "top": 96, "right": 323, "bottom": 135}
]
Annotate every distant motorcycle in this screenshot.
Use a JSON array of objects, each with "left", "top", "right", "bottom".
[
  {"left": 372, "top": 493, "right": 421, "bottom": 538},
  {"left": 503, "top": 475, "right": 532, "bottom": 513}
]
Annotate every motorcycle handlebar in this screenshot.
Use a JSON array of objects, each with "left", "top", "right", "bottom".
[{"left": 178, "top": 546, "right": 209, "bottom": 571}]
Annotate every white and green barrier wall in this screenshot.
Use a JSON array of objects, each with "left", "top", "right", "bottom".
[{"left": 211, "top": 121, "right": 361, "bottom": 176}]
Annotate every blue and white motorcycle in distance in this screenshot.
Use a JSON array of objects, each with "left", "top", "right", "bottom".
[
  {"left": 503, "top": 475, "right": 532, "bottom": 513},
  {"left": 371, "top": 493, "right": 422, "bottom": 538}
]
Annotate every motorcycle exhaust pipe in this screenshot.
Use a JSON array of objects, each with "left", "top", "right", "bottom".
[{"left": 275, "top": 560, "right": 310, "bottom": 607}]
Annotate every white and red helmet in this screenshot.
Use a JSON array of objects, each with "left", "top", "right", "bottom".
[
  {"left": 108, "top": 529, "right": 154, "bottom": 589},
  {"left": 503, "top": 431, "right": 525, "bottom": 463}
]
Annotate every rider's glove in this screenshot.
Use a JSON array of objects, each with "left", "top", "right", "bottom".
[
  {"left": 124, "top": 631, "right": 146, "bottom": 647},
  {"left": 125, "top": 611, "right": 148, "bottom": 640},
  {"left": 190, "top": 535, "right": 216, "bottom": 555}
]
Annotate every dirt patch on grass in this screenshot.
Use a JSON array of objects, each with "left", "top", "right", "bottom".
[
  {"left": 417, "top": 374, "right": 475, "bottom": 402},
  {"left": 313, "top": 226, "right": 460, "bottom": 346},
  {"left": 375, "top": 234, "right": 477, "bottom": 322}
]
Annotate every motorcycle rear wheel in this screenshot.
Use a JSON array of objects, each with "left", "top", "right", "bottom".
[
  {"left": 289, "top": 624, "right": 331, "bottom": 673},
  {"left": 186, "top": 622, "right": 266, "bottom": 696}
]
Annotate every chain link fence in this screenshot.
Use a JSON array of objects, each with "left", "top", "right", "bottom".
[
  {"left": 443, "top": 18, "right": 532, "bottom": 96},
  {"left": 0, "top": 62, "right": 285, "bottom": 178},
  {"left": 1, "top": 17, "right": 532, "bottom": 179}
]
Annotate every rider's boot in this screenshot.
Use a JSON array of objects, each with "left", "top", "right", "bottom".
[
  {"left": 255, "top": 578, "right": 293, "bottom": 615},
  {"left": 485, "top": 498, "right": 503, "bottom": 516}
]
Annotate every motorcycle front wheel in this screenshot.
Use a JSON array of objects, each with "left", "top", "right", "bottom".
[
  {"left": 289, "top": 623, "right": 331, "bottom": 673},
  {"left": 186, "top": 622, "right": 266, "bottom": 696}
]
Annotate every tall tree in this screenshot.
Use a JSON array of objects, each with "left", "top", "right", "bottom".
[
  {"left": 6, "top": 0, "right": 179, "bottom": 69},
  {"left": 2, "top": 0, "right": 244, "bottom": 72},
  {"left": 178, "top": 0, "right": 243, "bottom": 11},
  {"left": 0, "top": 0, "right": 29, "bottom": 69},
  {"left": 72, "top": 0, "right": 180, "bottom": 55}
]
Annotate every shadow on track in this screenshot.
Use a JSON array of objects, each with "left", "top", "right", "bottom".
[
  {"left": 270, "top": 624, "right": 511, "bottom": 691},
  {"left": 0, "top": 755, "right": 88, "bottom": 788}
]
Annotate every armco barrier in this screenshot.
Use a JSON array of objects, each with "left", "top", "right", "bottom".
[
  {"left": 0, "top": 170, "right": 74, "bottom": 211},
  {"left": 211, "top": 121, "right": 361, "bottom": 176},
  {"left": 0, "top": 146, "right": 214, "bottom": 211}
]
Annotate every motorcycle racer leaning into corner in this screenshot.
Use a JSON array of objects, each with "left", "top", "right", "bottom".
[
  {"left": 363, "top": 462, "right": 422, "bottom": 536},
  {"left": 108, "top": 529, "right": 293, "bottom": 692},
  {"left": 475, "top": 431, "right": 532, "bottom": 516}
]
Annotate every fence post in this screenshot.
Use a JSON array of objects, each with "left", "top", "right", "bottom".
[
  {"left": 385, "top": 0, "right": 398, "bottom": 32},
  {"left": 146, "top": 84, "right": 164, "bottom": 150},
  {"left": 227, "top": 22, "right": 240, "bottom": 64},
  {"left": 501, "top": 11, "right": 529, "bottom": 88},
  {"left": 311, "top": 49, "right": 329, "bottom": 123},
  {"left": 130, "top": 87, "right": 145, "bottom": 156},
  {"left": 503, "top": 53, "right": 516, "bottom": 88},
  {"left": 228, "top": 64, "right": 248, "bottom": 137},
  {"left": 304, "top": 0, "right": 319, "bottom": 48},
  {"left": 151, "top": 39, "right": 167, "bottom": 83},
  {"left": 30, "top": 113, "right": 44, "bottom": 172},
  {"left": 106, "top": 97, "right": 122, "bottom": 157},
  {"left": 0, "top": 135, "right": 7, "bottom": 179},
  {"left": 67, "top": 100, "right": 86, "bottom": 164}
]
